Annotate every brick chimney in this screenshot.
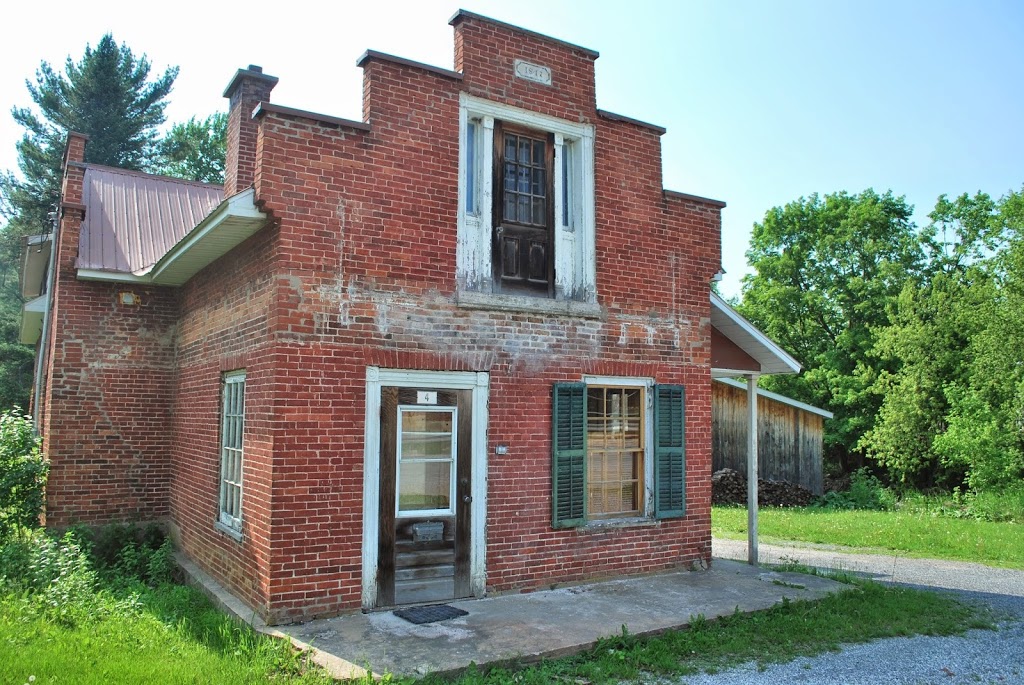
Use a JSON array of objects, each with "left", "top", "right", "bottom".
[
  {"left": 61, "top": 132, "right": 89, "bottom": 207},
  {"left": 223, "top": 65, "right": 278, "bottom": 197}
]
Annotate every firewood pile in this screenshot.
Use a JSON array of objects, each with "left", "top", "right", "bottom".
[{"left": 711, "top": 468, "right": 815, "bottom": 507}]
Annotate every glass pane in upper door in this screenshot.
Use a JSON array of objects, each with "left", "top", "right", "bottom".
[{"left": 398, "top": 408, "right": 456, "bottom": 515}]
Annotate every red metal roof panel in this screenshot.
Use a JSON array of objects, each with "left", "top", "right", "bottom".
[{"left": 78, "top": 165, "right": 223, "bottom": 274}]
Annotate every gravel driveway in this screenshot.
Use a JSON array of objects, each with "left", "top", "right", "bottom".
[{"left": 672, "top": 538, "right": 1024, "bottom": 685}]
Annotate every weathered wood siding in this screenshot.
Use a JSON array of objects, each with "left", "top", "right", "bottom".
[{"left": 712, "top": 381, "right": 824, "bottom": 495}]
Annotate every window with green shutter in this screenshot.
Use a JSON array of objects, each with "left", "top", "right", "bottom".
[
  {"left": 654, "top": 385, "right": 686, "bottom": 519},
  {"left": 552, "top": 383, "right": 587, "bottom": 528},
  {"left": 551, "top": 380, "right": 686, "bottom": 527}
]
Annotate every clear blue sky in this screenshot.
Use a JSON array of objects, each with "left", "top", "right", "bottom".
[{"left": 1, "top": 0, "right": 1021, "bottom": 297}]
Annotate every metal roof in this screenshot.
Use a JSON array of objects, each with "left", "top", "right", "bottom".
[
  {"left": 714, "top": 377, "right": 833, "bottom": 418},
  {"left": 77, "top": 165, "right": 223, "bottom": 274}
]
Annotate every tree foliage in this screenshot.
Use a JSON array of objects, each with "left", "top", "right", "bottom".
[
  {"left": 0, "top": 410, "right": 46, "bottom": 542},
  {"left": 859, "top": 192, "right": 1010, "bottom": 486},
  {"left": 156, "top": 112, "right": 227, "bottom": 184},
  {"left": 742, "top": 186, "right": 1024, "bottom": 491},
  {"left": 1, "top": 34, "right": 177, "bottom": 234},
  {"left": 739, "top": 190, "right": 921, "bottom": 471}
]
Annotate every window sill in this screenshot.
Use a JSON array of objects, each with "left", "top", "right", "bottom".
[
  {"left": 456, "top": 289, "right": 603, "bottom": 319},
  {"left": 215, "top": 520, "right": 244, "bottom": 542},
  {"left": 580, "top": 517, "right": 659, "bottom": 532}
]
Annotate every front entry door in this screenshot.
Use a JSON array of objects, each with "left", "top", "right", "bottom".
[{"left": 377, "top": 387, "right": 472, "bottom": 606}]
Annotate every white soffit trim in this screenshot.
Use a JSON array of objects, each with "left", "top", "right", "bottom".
[
  {"left": 714, "top": 377, "right": 833, "bottom": 418},
  {"left": 20, "top": 235, "right": 52, "bottom": 299},
  {"left": 75, "top": 188, "right": 267, "bottom": 287},
  {"left": 710, "top": 292, "right": 801, "bottom": 375},
  {"left": 19, "top": 295, "right": 47, "bottom": 345}
]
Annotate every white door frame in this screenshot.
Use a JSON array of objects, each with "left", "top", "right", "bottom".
[{"left": 361, "top": 367, "right": 489, "bottom": 609}]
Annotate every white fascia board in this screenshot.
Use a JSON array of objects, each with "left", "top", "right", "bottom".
[
  {"left": 23, "top": 294, "right": 47, "bottom": 313},
  {"left": 714, "top": 377, "right": 833, "bottom": 418},
  {"left": 77, "top": 269, "right": 150, "bottom": 283},
  {"left": 19, "top": 295, "right": 47, "bottom": 345},
  {"left": 20, "top": 237, "right": 52, "bottom": 299},
  {"left": 710, "top": 292, "right": 801, "bottom": 375},
  {"left": 148, "top": 188, "right": 265, "bottom": 284}
]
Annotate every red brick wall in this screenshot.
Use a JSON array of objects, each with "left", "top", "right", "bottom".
[
  {"left": 42, "top": 13, "right": 723, "bottom": 625},
  {"left": 168, "top": 223, "right": 280, "bottom": 617},
  {"left": 240, "top": 13, "right": 721, "bottom": 622},
  {"left": 42, "top": 135, "right": 177, "bottom": 527}
]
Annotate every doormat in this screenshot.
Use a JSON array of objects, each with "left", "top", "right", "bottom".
[{"left": 393, "top": 604, "right": 469, "bottom": 625}]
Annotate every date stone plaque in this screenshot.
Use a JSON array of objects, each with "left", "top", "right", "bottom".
[{"left": 514, "top": 59, "right": 552, "bottom": 86}]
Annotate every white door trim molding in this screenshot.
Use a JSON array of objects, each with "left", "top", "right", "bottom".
[{"left": 361, "top": 367, "right": 489, "bottom": 609}]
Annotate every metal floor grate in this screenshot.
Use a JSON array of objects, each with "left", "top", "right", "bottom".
[{"left": 393, "top": 604, "right": 469, "bottom": 625}]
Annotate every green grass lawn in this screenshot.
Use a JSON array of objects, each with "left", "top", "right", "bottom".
[
  {"left": 712, "top": 506, "right": 1024, "bottom": 569},
  {"left": 0, "top": 583, "right": 333, "bottom": 685}
]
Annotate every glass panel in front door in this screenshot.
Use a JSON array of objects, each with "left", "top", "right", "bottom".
[{"left": 397, "top": 408, "right": 456, "bottom": 516}]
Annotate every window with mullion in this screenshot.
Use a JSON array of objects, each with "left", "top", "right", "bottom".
[
  {"left": 586, "top": 386, "right": 643, "bottom": 518},
  {"left": 219, "top": 371, "right": 246, "bottom": 531},
  {"left": 502, "top": 131, "right": 548, "bottom": 227}
]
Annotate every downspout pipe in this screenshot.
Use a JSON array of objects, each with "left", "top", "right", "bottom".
[{"left": 31, "top": 204, "right": 60, "bottom": 431}]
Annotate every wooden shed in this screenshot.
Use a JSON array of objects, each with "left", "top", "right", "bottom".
[{"left": 712, "top": 378, "right": 832, "bottom": 495}]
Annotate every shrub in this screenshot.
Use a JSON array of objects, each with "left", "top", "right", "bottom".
[
  {"left": 70, "top": 522, "right": 174, "bottom": 586},
  {"left": 0, "top": 410, "right": 47, "bottom": 542},
  {"left": 933, "top": 386, "right": 1024, "bottom": 490},
  {"left": 814, "top": 468, "right": 894, "bottom": 511}
]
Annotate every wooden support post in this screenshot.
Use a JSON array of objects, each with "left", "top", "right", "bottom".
[{"left": 747, "top": 374, "right": 759, "bottom": 565}]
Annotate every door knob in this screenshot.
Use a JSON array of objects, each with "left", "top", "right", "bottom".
[{"left": 462, "top": 495, "right": 473, "bottom": 503}]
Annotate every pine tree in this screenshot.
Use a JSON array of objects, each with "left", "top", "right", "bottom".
[{"left": 0, "top": 34, "right": 178, "bottom": 234}]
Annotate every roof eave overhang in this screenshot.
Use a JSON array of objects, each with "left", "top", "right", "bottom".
[
  {"left": 76, "top": 189, "right": 267, "bottom": 287},
  {"left": 20, "top": 234, "right": 52, "bottom": 299},
  {"left": 19, "top": 294, "right": 47, "bottom": 345},
  {"left": 710, "top": 292, "right": 801, "bottom": 376},
  {"left": 713, "top": 377, "right": 833, "bottom": 418}
]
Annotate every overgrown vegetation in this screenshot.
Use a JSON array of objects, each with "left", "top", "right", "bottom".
[
  {"left": 0, "top": 410, "right": 45, "bottom": 540},
  {"left": 0, "top": 525, "right": 334, "bottom": 684},
  {"left": 814, "top": 468, "right": 895, "bottom": 511}
]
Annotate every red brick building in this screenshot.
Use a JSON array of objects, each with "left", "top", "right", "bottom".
[{"left": 22, "top": 11, "right": 797, "bottom": 624}]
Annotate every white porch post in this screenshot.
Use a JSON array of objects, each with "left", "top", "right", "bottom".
[{"left": 746, "top": 373, "right": 759, "bottom": 565}]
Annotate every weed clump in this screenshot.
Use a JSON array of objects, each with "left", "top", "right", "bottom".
[{"left": 814, "top": 468, "right": 894, "bottom": 511}]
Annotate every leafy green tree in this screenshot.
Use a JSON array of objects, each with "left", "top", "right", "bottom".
[
  {"left": 860, "top": 189, "right": 1024, "bottom": 489},
  {"left": 934, "top": 189, "right": 1024, "bottom": 489},
  {"left": 157, "top": 112, "right": 227, "bottom": 184},
  {"left": 860, "top": 192, "right": 1004, "bottom": 487},
  {"left": 739, "top": 190, "right": 922, "bottom": 472}
]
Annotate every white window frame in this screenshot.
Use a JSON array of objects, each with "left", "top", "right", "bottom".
[
  {"left": 583, "top": 375, "right": 655, "bottom": 518},
  {"left": 395, "top": 405, "right": 458, "bottom": 518},
  {"left": 362, "top": 368, "right": 490, "bottom": 610},
  {"left": 457, "top": 93, "right": 596, "bottom": 303},
  {"left": 218, "top": 371, "right": 246, "bottom": 535}
]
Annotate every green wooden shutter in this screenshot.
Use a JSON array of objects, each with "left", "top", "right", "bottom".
[
  {"left": 552, "top": 382, "right": 587, "bottom": 528},
  {"left": 654, "top": 384, "right": 686, "bottom": 519}
]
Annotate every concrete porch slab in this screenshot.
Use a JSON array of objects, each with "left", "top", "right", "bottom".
[{"left": 234, "top": 559, "right": 846, "bottom": 679}]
